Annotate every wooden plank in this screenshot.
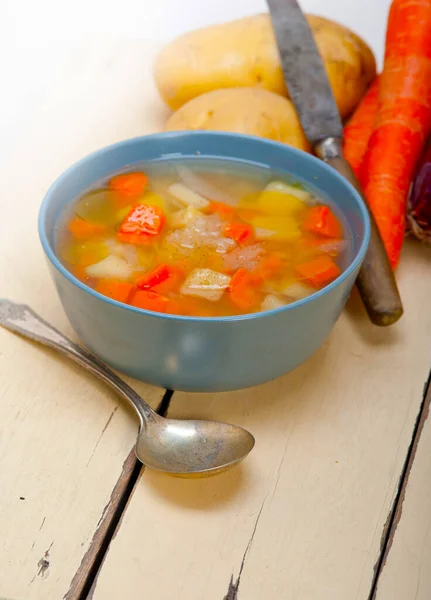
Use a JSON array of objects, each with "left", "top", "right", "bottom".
[
  {"left": 90, "top": 242, "right": 431, "bottom": 600},
  {"left": 0, "top": 38, "right": 168, "bottom": 600},
  {"left": 373, "top": 379, "right": 431, "bottom": 600}
]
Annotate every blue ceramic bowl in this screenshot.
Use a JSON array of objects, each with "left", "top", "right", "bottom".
[{"left": 39, "top": 132, "right": 370, "bottom": 392}]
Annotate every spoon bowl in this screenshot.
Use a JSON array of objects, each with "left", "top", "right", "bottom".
[
  {"left": 0, "top": 300, "right": 255, "bottom": 477},
  {"left": 137, "top": 416, "right": 255, "bottom": 475}
]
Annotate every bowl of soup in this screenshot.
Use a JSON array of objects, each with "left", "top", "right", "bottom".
[{"left": 39, "top": 132, "right": 370, "bottom": 392}]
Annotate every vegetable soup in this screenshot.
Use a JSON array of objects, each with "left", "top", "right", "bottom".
[{"left": 57, "top": 159, "right": 349, "bottom": 317}]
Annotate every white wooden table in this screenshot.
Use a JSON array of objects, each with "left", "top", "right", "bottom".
[{"left": 1, "top": 33, "right": 431, "bottom": 600}]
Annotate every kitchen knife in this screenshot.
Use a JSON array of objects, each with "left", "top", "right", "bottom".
[{"left": 266, "top": 0, "right": 403, "bottom": 326}]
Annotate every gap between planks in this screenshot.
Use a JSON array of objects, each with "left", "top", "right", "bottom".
[
  {"left": 64, "top": 390, "right": 174, "bottom": 600},
  {"left": 368, "top": 368, "right": 431, "bottom": 600}
]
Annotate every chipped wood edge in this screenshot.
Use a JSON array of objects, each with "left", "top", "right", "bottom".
[{"left": 369, "top": 370, "right": 431, "bottom": 600}]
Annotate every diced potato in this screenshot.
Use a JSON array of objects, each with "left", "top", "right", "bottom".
[
  {"left": 254, "top": 227, "right": 278, "bottom": 240},
  {"left": 180, "top": 268, "right": 231, "bottom": 301},
  {"left": 86, "top": 255, "right": 133, "bottom": 280},
  {"left": 250, "top": 215, "right": 301, "bottom": 241},
  {"left": 104, "top": 238, "right": 127, "bottom": 257},
  {"left": 138, "top": 191, "right": 165, "bottom": 210},
  {"left": 169, "top": 205, "right": 202, "bottom": 228},
  {"left": 239, "top": 180, "right": 310, "bottom": 216},
  {"left": 281, "top": 282, "right": 315, "bottom": 300},
  {"left": 168, "top": 183, "right": 210, "bottom": 209},
  {"left": 103, "top": 238, "right": 150, "bottom": 270},
  {"left": 264, "top": 180, "right": 311, "bottom": 202},
  {"left": 261, "top": 294, "right": 287, "bottom": 311}
]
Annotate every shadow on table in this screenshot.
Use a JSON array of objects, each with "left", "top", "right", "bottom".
[{"left": 144, "top": 463, "right": 248, "bottom": 510}]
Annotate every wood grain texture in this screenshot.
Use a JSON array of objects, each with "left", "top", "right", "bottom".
[
  {"left": 373, "top": 380, "right": 431, "bottom": 600},
  {"left": 0, "top": 38, "right": 167, "bottom": 600},
  {"left": 90, "top": 243, "right": 431, "bottom": 600}
]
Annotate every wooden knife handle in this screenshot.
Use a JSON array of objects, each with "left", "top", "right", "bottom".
[{"left": 315, "top": 138, "right": 403, "bottom": 326}]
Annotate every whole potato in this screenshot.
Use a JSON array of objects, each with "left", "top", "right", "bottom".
[
  {"left": 164, "top": 87, "right": 310, "bottom": 152},
  {"left": 154, "top": 14, "right": 376, "bottom": 119}
]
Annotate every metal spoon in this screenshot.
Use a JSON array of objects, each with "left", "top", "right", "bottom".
[{"left": 0, "top": 299, "right": 255, "bottom": 476}]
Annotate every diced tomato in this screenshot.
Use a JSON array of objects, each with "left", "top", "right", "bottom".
[
  {"left": 109, "top": 172, "right": 148, "bottom": 199},
  {"left": 295, "top": 255, "right": 341, "bottom": 287},
  {"left": 224, "top": 222, "right": 255, "bottom": 245},
  {"left": 95, "top": 280, "right": 134, "bottom": 303},
  {"left": 207, "top": 201, "right": 236, "bottom": 219},
  {"left": 228, "top": 268, "right": 261, "bottom": 310},
  {"left": 303, "top": 206, "right": 342, "bottom": 239},
  {"left": 118, "top": 203, "right": 165, "bottom": 244},
  {"left": 136, "top": 264, "right": 183, "bottom": 295},
  {"left": 68, "top": 217, "right": 106, "bottom": 239}
]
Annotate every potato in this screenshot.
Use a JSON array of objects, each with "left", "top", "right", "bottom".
[
  {"left": 154, "top": 14, "right": 376, "bottom": 119},
  {"left": 164, "top": 87, "right": 310, "bottom": 152}
]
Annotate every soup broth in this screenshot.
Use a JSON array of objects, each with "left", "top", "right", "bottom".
[{"left": 57, "top": 158, "right": 350, "bottom": 317}]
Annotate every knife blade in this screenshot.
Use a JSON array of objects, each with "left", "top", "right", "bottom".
[{"left": 266, "top": 0, "right": 403, "bottom": 326}]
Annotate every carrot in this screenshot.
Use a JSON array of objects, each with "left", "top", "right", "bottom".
[
  {"left": 68, "top": 217, "right": 106, "bottom": 239},
  {"left": 109, "top": 172, "right": 148, "bottom": 198},
  {"left": 207, "top": 201, "right": 236, "bottom": 219},
  {"left": 228, "top": 268, "right": 261, "bottom": 310},
  {"left": 130, "top": 290, "right": 170, "bottom": 313},
  {"left": 224, "top": 222, "right": 255, "bottom": 245},
  {"left": 296, "top": 256, "right": 341, "bottom": 287},
  {"left": 136, "top": 264, "right": 183, "bottom": 294},
  {"left": 95, "top": 280, "right": 134, "bottom": 303},
  {"left": 118, "top": 203, "right": 165, "bottom": 244},
  {"left": 359, "top": 0, "right": 431, "bottom": 267},
  {"left": 71, "top": 265, "right": 90, "bottom": 281},
  {"left": 343, "top": 77, "right": 380, "bottom": 176},
  {"left": 254, "top": 254, "right": 284, "bottom": 279},
  {"left": 303, "top": 206, "right": 343, "bottom": 239}
]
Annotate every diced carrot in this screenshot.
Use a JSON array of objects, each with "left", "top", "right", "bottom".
[
  {"left": 255, "top": 253, "right": 284, "bottom": 279},
  {"left": 109, "top": 172, "right": 148, "bottom": 198},
  {"left": 130, "top": 290, "right": 169, "bottom": 313},
  {"left": 224, "top": 222, "right": 255, "bottom": 245},
  {"left": 68, "top": 217, "right": 106, "bottom": 239},
  {"left": 118, "top": 203, "right": 165, "bottom": 244},
  {"left": 296, "top": 256, "right": 341, "bottom": 287},
  {"left": 303, "top": 206, "right": 343, "bottom": 239},
  {"left": 207, "top": 201, "right": 236, "bottom": 219},
  {"left": 117, "top": 233, "right": 153, "bottom": 245},
  {"left": 95, "top": 280, "right": 134, "bottom": 303},
  {"left": 136, "top": 264, "right": 183, "bottom": 295},
  {"left": 71, "top": 265, "right": 90, "bottom": 281},
  {"left": 228, "top": 268, "right": 261, "bottom": 310},
  {"left": 130, "top": 290, "right": 183, "bottom": 314}
]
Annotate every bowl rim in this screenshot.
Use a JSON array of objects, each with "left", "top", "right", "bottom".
[{"left": 39, "top": 131, "right": 371, "bottom": 323}]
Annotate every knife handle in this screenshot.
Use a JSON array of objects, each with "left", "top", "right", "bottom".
[{"left": 315, "top": 138, "right": 403, "bottom": 326}]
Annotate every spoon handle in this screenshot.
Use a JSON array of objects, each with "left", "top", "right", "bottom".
[{"left": 0, "top": 299, "right": 157, "bottom": 425}]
